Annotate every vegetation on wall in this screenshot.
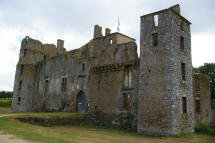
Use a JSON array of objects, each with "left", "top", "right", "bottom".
[{"left": 194, "top": 63, "right": 215, "bottom": 108}]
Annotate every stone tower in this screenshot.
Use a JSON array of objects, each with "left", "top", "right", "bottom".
[
  {"left": 12, "top": 36, "right": 44, "bottom": 111},
  {"left": 138, "top": 5, "right": 195, "bottom": 135}
]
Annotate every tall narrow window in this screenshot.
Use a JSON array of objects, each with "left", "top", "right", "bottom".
[
  {"left": 182, "top": 97, "right": 187, "bottom": 113},
  {"left": 180, "top": 36, "right": 184, "bottom": 50},
  {"left": 124, "top": 66, "right": 133, "bottom": 88},
  {"left": 152, "top": 33, "right": 158, "bottom": 46},
  {"left": 36, "top": 80, "right": 39, "bottom": 93},
  {"left": 122, "top": 93, "right": 132, "bottom": 111},
  {"left": 194, "top": 75, "right": 200, "bottom": 93},
  {"left": 23, "top": 49, "right": 27, "bottom": 57},
  {"left": 17, "top": 97, "right": 21, "bottom": 105},
  {"left": 82, "top": 63, "right": 85, "bottom": 72},
  {"left": 153, "top": 15, "right": 158, "bottom": 27},
  {"left": 195, "top": 99, "right": 200, "bottom": 113},
  {"left": 20, "top": 65, "right": 24, "bottom": 75},
  {"left": 181, "top": 63, "right": 186, "bottom": 81},
  {"left": 61, "top": 77, "right": 67, "bottom": 92},
  {"left": 18, "top": 81, "right": 22, "bottom": 91},
  {"left": 45, "top": 79, "right": 49, "bottom": 94}
]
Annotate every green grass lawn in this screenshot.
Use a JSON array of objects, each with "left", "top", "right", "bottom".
[
  {"left": 0, "top": 99, "right": 11, "bottom": 108},
  {"left": 0, "top": 112, "right": 215, "bottom": 143}
]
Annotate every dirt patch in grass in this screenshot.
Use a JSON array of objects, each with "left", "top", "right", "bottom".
[
  {"left": 0, "top": 131, "right": 39, "bottom": 143},
  {"left": 0, "top": 107, "right": 11, "bottom": 114}
]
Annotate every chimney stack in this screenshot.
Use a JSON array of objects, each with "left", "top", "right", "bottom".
[
  {"left": 105, "top": 28, "right": 111, "bottom": 36},
  {"left": 94, "top": 25, "right": 103, "bottom": 38}
]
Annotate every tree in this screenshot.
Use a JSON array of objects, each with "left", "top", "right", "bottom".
[{"left": 194, "top": 63, "right": 215, "bottom": 102}]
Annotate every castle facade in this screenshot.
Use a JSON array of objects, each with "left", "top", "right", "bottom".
[{"left": 12, "top": 5, "right": 212, "bottom": 135}]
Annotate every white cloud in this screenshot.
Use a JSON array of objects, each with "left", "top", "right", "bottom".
[
  {"left": 192, "top": 34, "right": 215, "bottom": 67},
  {"left": 0, "top": 0, "right": 214, "bottom": 91}
]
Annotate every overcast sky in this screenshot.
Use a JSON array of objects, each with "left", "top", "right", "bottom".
[{"left": 0, "top": 0, "right": 214, "bottom": 91}]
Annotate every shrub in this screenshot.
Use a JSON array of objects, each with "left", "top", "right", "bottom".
[{"left": 195, "top": 123, "right": 215, "bottom": 136}]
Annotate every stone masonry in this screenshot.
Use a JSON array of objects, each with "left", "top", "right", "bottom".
[{"left": 12, "top": 5, "right": 212, "bottom": 136}]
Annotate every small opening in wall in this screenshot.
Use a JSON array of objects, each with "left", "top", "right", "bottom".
[
  {"left": 182, "top": 97, "right": 187, "bottom": 113},
  {"left": 122, "top": 93, "right": 132, "bottom": 111},
  {"left": 109, "top": 39, "right": 113, "bottom": 45},
  {"left": 95, "top": 105, "right": 98, "bottom": 110},
  {"left": 17, "top": 97, "right": 21, "bottom": 105},
  {"left": 61, "top": 77, "right": 67, "bottom": 92},
  {"left": 20, "top": 65, "right": 24, "bottom": 75},
  {"left": 153, "top": 15, "right": 158, "bottom": 27},
  {"left": 181, "top": 63, "right": 186, "bottom": 81},
  {"left": 18, "top": 97, "right": 21, "bottom": 102},
  {"left": 36, "top": 80, "right": 39, "bottom": 93},
  {"left": 18, "top": 81, "right": 22, "bottom": 91},
  {"left": 82, "top": 63, "right": 85, "bottom": 72},
  {"left": 195, "top": 99, "right": 200, "bottom": 114},
  {"left": 24, "top": 49, "right": 27, "bottom": 57},
  {"left": 180, "top": 36, "right": 184, "bottom": 50},
  {"left": 152, "top": 33, "right": 158, "bottom": 47},
  {"left": 45, "top": 79, "right": 49, "bottom": 94}
]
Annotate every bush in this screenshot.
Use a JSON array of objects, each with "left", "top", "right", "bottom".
[{"left": 195, "top": 123, "right": 215, "bottom": 136}]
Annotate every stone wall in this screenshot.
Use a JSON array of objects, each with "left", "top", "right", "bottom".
[
  {"left": 138, "top": 5, "right": 194, "bottom": 135},
  {"left": 11, "top": 5, "right": 200, "bottom": 136},
  {"left": 12, "top": 26, "right": 138, "bottom": 114},
  {"left": 193, "top": 73, "right": 212, "bottom": 125}
]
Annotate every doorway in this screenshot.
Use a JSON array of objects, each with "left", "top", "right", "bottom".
[{"left": 77, "top": 91, "right": 86, "bottom": 113}]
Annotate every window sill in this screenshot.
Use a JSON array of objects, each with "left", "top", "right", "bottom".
[{"left": 122, "top": 87, "right": 133, "bottom": 90}]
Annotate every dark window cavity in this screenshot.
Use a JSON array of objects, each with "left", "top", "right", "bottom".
[
  {"left": 194, "top": 75, "right": 200, "bottom": 93},
  {"left": 23, "top": 49, "right": 27, "bottom": 57},
  {"left": 61, "top": 77, "right": 67, "bottom": 92},
  {"left": 182, "top": 97, "right": 187, "bottom": 113},
  {"left": 152, "top": 33, "right": 158, "bottom": 46},
  {"left": 181, "top": 63, "right": 186, "bottom": 81},
  {"left": 36, "top": 80, "right": 39, "bottom": 93},
  {"left": 45, "top": 79, "right": 49, "bottom": 93},
  {"left": 195, "top": 99, "right": 200, "bottom": 113},
  {"left": 180, "top": 36, "right": 184, "bottom": 50},
  {"left": 82, "top": 63, "right": 85, "bottom": 72},
  {"left": 18, "top": 81, "right": 22, "bottom": 91},
  {"left": 17, "top": 97, "right": 21, "bottom": 105},
  {"left": 20, "top": 65, "right": 24, "bottom": 75}
]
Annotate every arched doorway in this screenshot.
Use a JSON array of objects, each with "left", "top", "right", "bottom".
[{"left": 77, "top": 91, "right": 86, "bottom": 113}]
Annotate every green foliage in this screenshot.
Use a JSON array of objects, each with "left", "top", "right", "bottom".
[
  {"left": 195, "top": 63, "right": 215, "bottom": 105},
  {"left": 0, "top": 99, "right": 11, "bottom": 107},
  {"left": 195, "top": 123, "right": 215, "bottom": 136},
  {"left": 0, "top": 91, "right": 13, "bottom": 99}
]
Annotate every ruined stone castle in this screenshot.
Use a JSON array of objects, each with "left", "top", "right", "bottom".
[{"left": 12, "top": 5, "right": 213, "bottom": 135}]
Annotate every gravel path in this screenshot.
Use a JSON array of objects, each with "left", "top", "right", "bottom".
[{"left": 0, "top": 131, "right": 38, "bottom": 143}]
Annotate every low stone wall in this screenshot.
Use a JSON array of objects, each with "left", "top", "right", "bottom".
[{"left": 16, "top": 111, "right": 137, "bottom": 131}]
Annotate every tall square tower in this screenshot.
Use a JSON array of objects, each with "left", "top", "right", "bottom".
[{"left": 138, "top": 5, "right": 194, "bottom": 135}]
